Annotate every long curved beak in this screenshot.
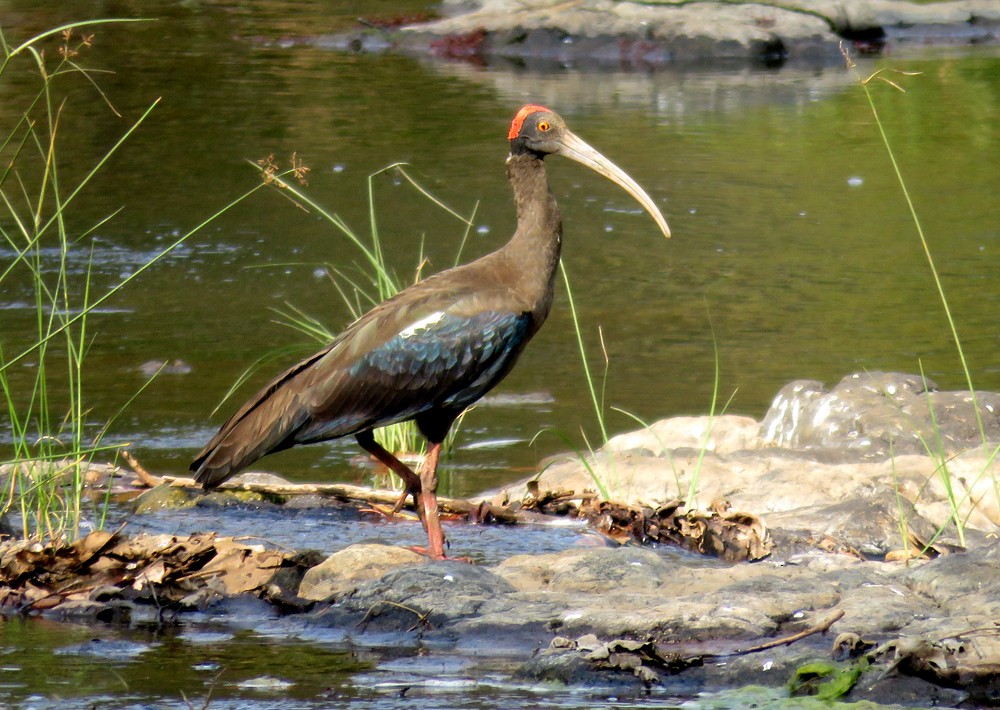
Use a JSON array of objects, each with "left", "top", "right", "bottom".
[{"left": 556, "top": 130, "right": 671, "bottom": 238}]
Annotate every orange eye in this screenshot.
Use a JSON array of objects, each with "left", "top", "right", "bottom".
[{"left": 537, "top": 120, "right": 551, "bottom": 132}]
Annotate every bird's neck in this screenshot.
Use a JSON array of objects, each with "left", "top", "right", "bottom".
[{"left": 500, "top": 153, "right": 563, "bottom": 311}]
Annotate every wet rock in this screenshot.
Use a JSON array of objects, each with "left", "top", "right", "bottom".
[
  {"left": 344, "top": 560, "right": 516, "bottom": 626},
  {"left": 855, "top": 672, "right": 969, "bottom": 708},
  {"left": 518, "top": 634, "right": 697, "bottom": 689},
  {"left": 517, "top": 648, "right": 616, "bottom": 688},
  {"left": 132, "top": 483, "right": 197, "bottom": 513},
  {"left": 55, "top": 599, "right": 133, "bottom": 624},
  {"left": 237, "top": 676, "right": 294, "bottom": 691},
  {"left": 282, "top": 493, "right": 336, "bottom": 509},
  {"left": 494, "top": 546, "right": 677, "bottom": 594},
  {"left": 298, "top": 544, "right": 426, "bottom": 601},
  {"left": 758, "top": 378, "right": 827, "bottom": 448},
  {"left": 196, "top": 489, "right": 270, "bottom": 508}
]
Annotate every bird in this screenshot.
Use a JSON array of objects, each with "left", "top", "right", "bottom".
[{"left": 191, "top": 105, "right": 670, "bottom": 559}]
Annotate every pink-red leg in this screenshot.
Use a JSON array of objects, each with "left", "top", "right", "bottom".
[
  {"left": 356, "top": 432, "right": 447, "bottom": 558},
  {"left": 418, "top": 442, "right": 446, "bottom": 559}
]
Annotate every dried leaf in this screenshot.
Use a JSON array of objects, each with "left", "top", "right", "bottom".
[
  {"left": 832, "top": 632, "right": 876, "bottom": 661},
  {"left": 133, "top": 560, "right": 167, "bottom": 588},
  {"left": 199, "top": 544, "right": 285, "bottom": 595},
  {"left": 71, "top": 530, "right": 117, "bottom": 566}
]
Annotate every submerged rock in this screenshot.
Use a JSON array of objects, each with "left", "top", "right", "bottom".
[{"left": 132, "top": 483, "right": 197, "bottom": 513}]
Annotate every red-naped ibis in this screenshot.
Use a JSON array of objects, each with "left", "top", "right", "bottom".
[{"left": 191, "top": 105, "right": 670, "bottom": 558}]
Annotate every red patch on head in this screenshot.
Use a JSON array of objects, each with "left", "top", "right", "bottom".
[{"left": 508, "top": 104, "right": 551, "bottom": 141}]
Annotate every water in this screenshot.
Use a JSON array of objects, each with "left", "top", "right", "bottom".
[
  {"left": 2, "top": 2, "right": 999, "bottom": 707},
  {"left": 118, "top": 500, "right": 596, "bottom": 567},
  {"left": 1, "top": 613, "right": 685, "bottom": 709}
]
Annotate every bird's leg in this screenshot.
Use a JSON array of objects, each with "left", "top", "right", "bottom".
[
  {"left": 418, "top": 441, "right": 446, "bottom": 559},
  {"left": 355, "top": 431, "right": 421, "bottom": 514}
]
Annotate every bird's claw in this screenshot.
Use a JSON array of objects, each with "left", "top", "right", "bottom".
[{"left": 407, "top": 544, "right": 472, "bottom": 563}]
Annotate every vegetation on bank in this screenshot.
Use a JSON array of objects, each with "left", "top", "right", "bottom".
[{"left": 0, "top": 21, "right": 271, "bottom": 540}]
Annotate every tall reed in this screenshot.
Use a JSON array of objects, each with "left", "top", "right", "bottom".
[{"left": 843, "top": 43, "right": 1000, "bottom": 546}]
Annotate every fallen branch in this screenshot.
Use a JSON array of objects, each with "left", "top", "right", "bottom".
[
  {"left": 157, "top": 473, "right": 520, "bottom": 524},
  {"left": 122, "top": 450, "right": 163, "bottom": 487},
  {"left": 357, "top": 599, "right": 431, "bottom": 633},
  {"left": 707, "top": 609, "right": 846, "bottom": 660}
]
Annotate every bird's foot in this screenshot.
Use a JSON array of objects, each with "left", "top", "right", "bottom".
[
  {"left": 391, "top": 487, "right": 418, "bottom": 515},
  {"left": 407, "top": 544, "right": 472, "bottom": 563},
  {"left": 359, "top": 503, "right": 419, "bottom": 521}
]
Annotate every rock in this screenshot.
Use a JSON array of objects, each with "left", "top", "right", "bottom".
[
  {"left": 298, "top": 544, "right": 426, "bottom": 601},
  {"left": 901, "top": 542, "right": 1000, "bottom": 611},
  {"left": 404, "top": 0, "right": 839, "bottom": 65},
  {"left": 494, "top": 546, "right": 677, "bottom": 594},
  {"left": 489, "top": 371, "right": 1000, "bottom": 548},
  {"left": 237, "top": 676, "right": 294, "bottom": 691},
  {"left": 226, "top": 471, "right": 296, "bottom": 488},
  {"left": 137, "top": 358, "right": 191, "bottom": 377},
  {"left": 344, "top": 560, "right": 517, "bottom": 624},
  {"left": 604, "top": 415, "right": 760, "bottom": 456},
  {"left": 196, "top": 489, "right": 270, "bottom": 508},
  {"left": 324, "top": 0, "right": 1000, "bottom": 68},
  {"left": 132, "top": 483, "right": 196, "bottom": 513},
  {"left": 758, "top": 378, "right": 828, "bottom": 448},
  {"left": 517, "top": 634, "right": 696, "bottom": 689},
  {"left": 765, "top": 488, "right": 961, "bottom": 558},
  {"left": 760, "top": 371, "right": 1000, "bottom": 458}
]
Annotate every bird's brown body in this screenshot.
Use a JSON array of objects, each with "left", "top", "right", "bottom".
[{"left": 191, "top": 106, "right": 669, "bottom": 558}]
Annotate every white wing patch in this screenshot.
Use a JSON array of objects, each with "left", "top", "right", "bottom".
[{"left": 399, "top": 311, "right": 447, "bottom": 339}]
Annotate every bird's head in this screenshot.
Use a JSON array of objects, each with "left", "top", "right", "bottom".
[{"left": 508, "top": 104, "right": 670, "bottom": 238}]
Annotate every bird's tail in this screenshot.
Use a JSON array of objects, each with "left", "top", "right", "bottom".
[
  {"left": 190, "top": 378, "right": 313, "bottom": 489},
  {"left": 190, "top": 346, "right": 337, "bottom": 489}
]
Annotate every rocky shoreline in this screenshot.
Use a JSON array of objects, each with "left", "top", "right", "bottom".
[
  {"left": 3, "top": 370, "right": 1000, "bottom": 705},
  {"left": 324, "top": 0, "right": 1000, "bottom": 67}
]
